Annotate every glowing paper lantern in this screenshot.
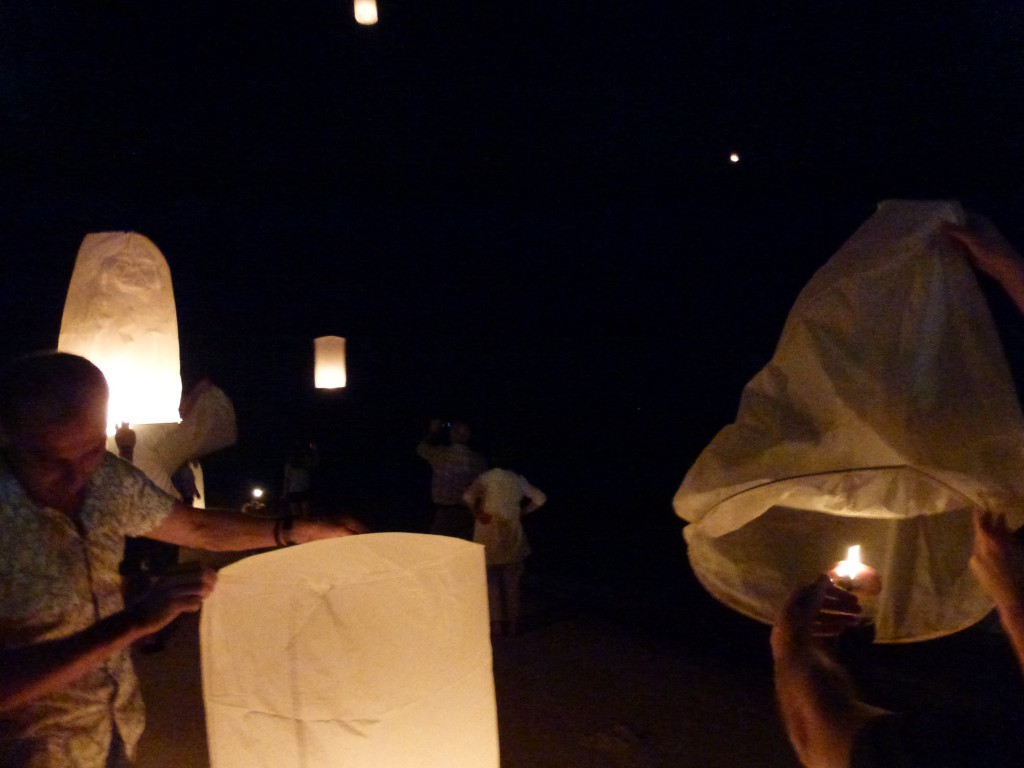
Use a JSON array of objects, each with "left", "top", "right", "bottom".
[
  {"left": 354, "top": 0, "right": 378, "bottom": 25},
  {"left": 675, "top": 200, "right": 1024, "bottom": 642},
  {"left": 314, "top": 335, "right": 347, "bottom": 389},
  {"left": 57, "top": 232, "right": 181, "bottom": 431},
  {"left": 201, "top": 533, "right": 498, "bottom": 768}
]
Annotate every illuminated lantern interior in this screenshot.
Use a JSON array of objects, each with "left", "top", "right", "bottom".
[
  {"left": 354, "top": 0, "right": 378, "bottom": 25},
  {"left": 201, "top": 534, "right": 498, "bottom": 767},
  {"left": 57, "top": 231, "right": 182, "bottom": 433},
  {"left": 675, "top": 201, "right": 1024, "bottom": 642},
  {"left": 314, "top": 335, "right": 347, "bottom": 389}
]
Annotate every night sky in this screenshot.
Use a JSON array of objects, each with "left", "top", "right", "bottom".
[{"left": 4, "top": 2, "right": 1024, "bottom": 577}]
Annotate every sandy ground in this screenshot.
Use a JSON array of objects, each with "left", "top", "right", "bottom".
[
  {"left": 133, "top": 553, "right": 1023, "bottom": 768},
  {"left": 134, "top": 603, "right": 794, "bottom": 768}
]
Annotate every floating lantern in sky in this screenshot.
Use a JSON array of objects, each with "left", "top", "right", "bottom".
[
  {"left": 314, "top": 335, "right": 347, "bottom": 389},
  {"left": 354, "top": 0, "right": 378, "bottom": 25},
  {"left": 201, "top": 533, "right": 498, "bottom": 768},
  {"left": 729, "top": 152, "right": 741, "bottom": 163},
  {"left": 674, "top": 200, "right": 1024, "bottom": 642},
  {"left": 57, "top": 232, "right": 181, "bottom": 432}
]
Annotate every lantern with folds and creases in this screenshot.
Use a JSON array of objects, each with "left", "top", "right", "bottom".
[{"left": 57, "top": 231, "right": 181, "bottom": 432}]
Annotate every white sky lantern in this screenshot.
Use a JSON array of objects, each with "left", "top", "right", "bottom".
[
  {"left": 314, "top": 335, "right": 347, "bottom": 389},
  {"left": 201, "top": 533, "right": 499, "bottom": 768},
  {"left": 675, "top": 200, "right": 1024, "bottom": 643},
  {"left": 57, "top": 232, "right": 182, "bottom": 433},
  {"left": 354, "top": 0, "right": 378, "bottom": 25}
]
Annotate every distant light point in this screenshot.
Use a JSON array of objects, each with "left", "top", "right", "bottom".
[{"left": 729, "top": 152, "right": 741, "bottom": 164}]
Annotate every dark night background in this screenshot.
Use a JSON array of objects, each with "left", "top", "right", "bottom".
[{"left": 4, "top": 1, "right": 1024, "bottom": 629}]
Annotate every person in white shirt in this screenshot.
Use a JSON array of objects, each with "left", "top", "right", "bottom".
[{"left": 463, "top": 463, "right": 547, "bottom": 636}]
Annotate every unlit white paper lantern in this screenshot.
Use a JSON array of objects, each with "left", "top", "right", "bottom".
[
  {"left": 201, "top": 533, "right": 499, "bottom": 768},
  {"left": 57, "top": 232, "right": 181, "bottom": 431},
  {"left": 314, "top": 336, "right": 347, "bottom": 389}
]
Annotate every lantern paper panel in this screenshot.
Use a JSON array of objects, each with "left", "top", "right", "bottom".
[
  {"left": 314, "top": 335, "right": 347, "bottom": 389},
  {"left": 675, "top": 200, "right": 1024, "bottom": 642},
  {"left": 57, "top": 232, "right": 181, "bottom": 430},
  {"left": 201, "top": 533, "right": 499, "bottom": 768}
]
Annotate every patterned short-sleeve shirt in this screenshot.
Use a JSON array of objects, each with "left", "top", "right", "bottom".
[{"left": 0, "top": 452, "right": 176, "bottom": 768}]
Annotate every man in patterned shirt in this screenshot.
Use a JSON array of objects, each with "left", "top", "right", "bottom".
[
  {"left": 415, "top": 418, "right": 487, "bottom": 540},
  {"left": 0, "top": 352, "right": 360, "bottom": 768}
]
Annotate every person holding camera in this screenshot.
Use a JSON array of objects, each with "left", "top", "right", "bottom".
[{"left": 415, "top": 418, "right": 487, "bottom": 540}]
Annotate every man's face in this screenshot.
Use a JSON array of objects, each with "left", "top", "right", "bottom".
[{"left": 4, "top": 397, "right": 108, "bottom": 513}]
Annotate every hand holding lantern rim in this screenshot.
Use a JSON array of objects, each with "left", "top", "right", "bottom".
[{"left": 971, "top": 510, "right": 1024, "bottom": 621}]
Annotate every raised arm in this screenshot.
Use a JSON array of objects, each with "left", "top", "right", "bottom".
[
  {"left": 970, "top": 509, "right": 1024, "bottom": 674},
  {"left": 944, "top": 215, "right": 1024, "bottom": 316},
  {"left": 771, "top": 575, "right": 888, "bottom": 768}
]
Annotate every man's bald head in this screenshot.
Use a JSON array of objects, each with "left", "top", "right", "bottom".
[{"left": 0, "top": 352, "right": 109, "bottom": 437}]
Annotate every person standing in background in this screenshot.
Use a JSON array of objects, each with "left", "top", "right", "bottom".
[
  {"left": 463, "top": 461, "right": 546, "bottom": 636},
  {"left": 415, "top": 418, "right": 487, "bottom": 540}
]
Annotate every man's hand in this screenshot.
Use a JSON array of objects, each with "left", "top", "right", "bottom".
[
  {"left": 772, "top": 575, "right": 862, "bottom": 659},
  {"left": 297, "top": 515, "right": 369, "bottom": 543},
  {"left": 128, "top": 564, "right": 217, "bottom": 638},
  {"left": 771, "top": 576, "right": 887, "bottom": 768},
  {"left": 970, "top": 509, "right": 1024, "bottom": 614}
]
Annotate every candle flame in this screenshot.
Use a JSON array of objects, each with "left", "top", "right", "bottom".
[{"left": 833, "top": 545, "right": 866, "bottom": 579}]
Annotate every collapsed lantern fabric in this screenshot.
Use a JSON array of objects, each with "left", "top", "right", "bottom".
[
  {"left": 200, "top": 533, "right": 499, "bottom": 768},
  {"left": 128, "top": 384, "right": 238, "bottom": 501},
  {"left": 57, "top": 231, "right": 181, "bottom": 428},
  {"left": 674, "top": 200, "right": 1024, "bottom": 643}
]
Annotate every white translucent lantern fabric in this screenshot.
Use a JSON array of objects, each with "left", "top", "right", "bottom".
[
  {"left": 57, "top": 232, "right": 181, "bottom": 429},
  {"left": 674, "top": 200, "right": 1024, "bottom": 642},
  {"left": 201, "top": 534, "right": 499, "bottom": 768},
  {"left": 128, "top": 384, "right": 237, "bottom": 500}
]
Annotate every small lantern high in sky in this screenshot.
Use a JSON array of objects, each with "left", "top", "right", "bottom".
[
  {"left": 57, "top": 232, "right": 182, "bottom": 432},
  {"left": 354, "top": 0, "right": 378, "bottom": 25},
  {"left": 314, "top": 335, "right": 347, "bottom": 389}
]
